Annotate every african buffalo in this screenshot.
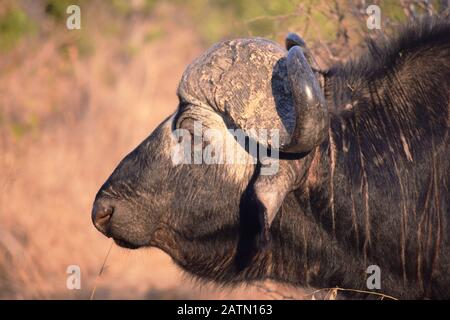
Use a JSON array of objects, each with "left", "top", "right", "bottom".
[{"left": 92, "top": 18, "right": 450, "bottom": 299}]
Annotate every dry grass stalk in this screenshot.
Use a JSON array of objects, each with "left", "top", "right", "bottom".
[
  {"left": 305, "top": 287, "right": 398, "bottom": 300},
  {"left": 89, "top": 241, "right": 114, "bottom": 300}
]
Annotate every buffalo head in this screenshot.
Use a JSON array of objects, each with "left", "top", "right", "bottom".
[{"left": 92, "top": 36, "right": 328, "bottom": 281}]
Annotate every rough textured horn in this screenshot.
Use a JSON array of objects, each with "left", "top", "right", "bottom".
[
  {"left": 281, "top": 45, "right": 329, "bottom": 153},
  {"left": 176, "top": 39, "right": 297, "bottom": 151},
  {"left": 176, "top": 38, "right": 328, "bottom": 154}
]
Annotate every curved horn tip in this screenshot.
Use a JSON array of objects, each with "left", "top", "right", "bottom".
[
  {"left": 287, "top": 45, "right": 311, "bottom": 74},
  {"left": 283, "top": 43, "right": 329, "bottom": 154},
  {"left": 285, "top": 33, "right": 306, "bottom": 50}
]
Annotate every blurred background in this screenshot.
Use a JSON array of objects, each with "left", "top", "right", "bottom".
[{"left": 0, "top": 0, "right": 448, "bottom": 299}]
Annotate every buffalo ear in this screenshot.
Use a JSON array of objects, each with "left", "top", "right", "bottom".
[{"left": 248, "top": 158, "right": 303, "bottom": 248}]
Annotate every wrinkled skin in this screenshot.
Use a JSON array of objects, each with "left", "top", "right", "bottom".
[{"left": 93, "top": 19, "right": 450, "bottom": 299}]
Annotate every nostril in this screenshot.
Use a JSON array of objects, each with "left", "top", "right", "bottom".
[
  {"left": 92, "top": 202, "right": 114, "bottom": 234},
  {"left": 97, "top": 205, "right": 114, "bottom": 220}
]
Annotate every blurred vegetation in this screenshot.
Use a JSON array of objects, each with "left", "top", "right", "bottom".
[
  {"left": 0, "top": 0, "right": 446, "bottom": 52},
  {"left": 0, "top": 5, "right": 36, "bottom": 52},
  {"left": 10, "top": 115, "right": 39, "bottom": 139},
  {"left": 171, "top": 0, "right": 446, "bottom": 45},
  {"left": 174, "top": 0, "right": 331, "bottom": 44},
  {"left": 45, "top": 0, "right": 85, "bottom": 21}
]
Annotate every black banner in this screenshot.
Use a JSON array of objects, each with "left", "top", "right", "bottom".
[{"left": 0, "top": 300, "right": 447, "bottom": 318}]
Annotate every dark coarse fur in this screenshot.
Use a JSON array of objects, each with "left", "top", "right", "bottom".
[
  {"left": 306, "top": 17, "right": 450, "bottom": 298},
  {"left": 176, "top": 18, "right": 450, "bottom": 298},
  {"left": 93, "top": 18, "right": 450, "bottom": 299}
]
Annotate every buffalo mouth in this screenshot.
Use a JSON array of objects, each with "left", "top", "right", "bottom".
[{"left": 113, "top": 238, "right": 142, "bottom": 250}]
